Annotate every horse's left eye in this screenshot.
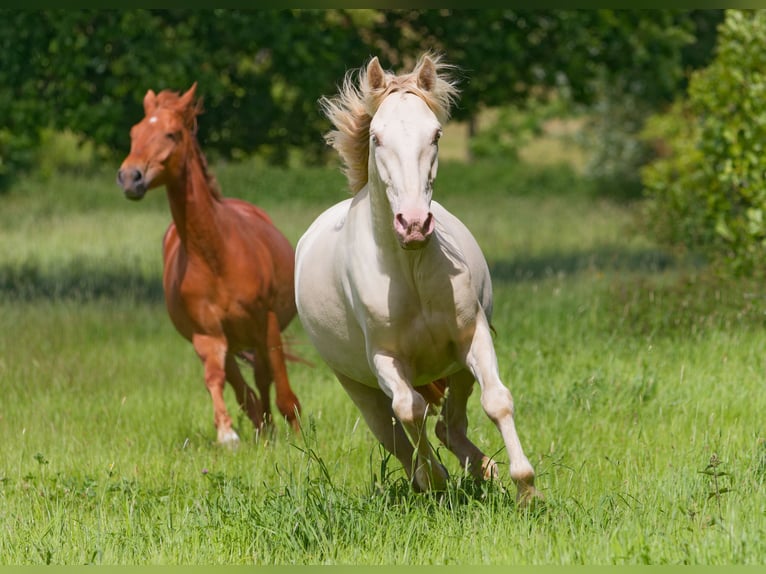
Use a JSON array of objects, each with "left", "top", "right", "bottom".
[
  {"left": 166, "top": 132, "right": 180, "bottom": 142},
  {"left": 432, "top": 129, "right": 442, "bottom": 145},
  {"left": 371, "top": 133, "right": 380, "bottom": 147}
]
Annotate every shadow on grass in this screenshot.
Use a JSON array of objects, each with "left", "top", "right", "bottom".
[
  {"left": 0, "top": 260, "right": 164, "bottom": 302},
  {"left": 0, "top": 246, "right": 683, "bottom": 303},
  {"left": 490, "top": 245, "right": 683, "bottom": 283}
]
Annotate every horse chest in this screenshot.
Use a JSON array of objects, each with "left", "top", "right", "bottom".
[
  {"left": 352, "top": 266, "right": 470, "bottom": 376},
  {"left": 165, "top": 257, "right": 266, "bottom": 342}
]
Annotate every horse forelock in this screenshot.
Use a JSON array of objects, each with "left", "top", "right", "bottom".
[
  {"left": 154, "top": 89, "right": 203, "bottom": 132},
  {"left": 321, "top": 53, "right": 459, "bottom": 194}
]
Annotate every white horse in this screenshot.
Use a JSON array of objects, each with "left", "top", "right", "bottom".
[{"left": 295, "top": 54, "right": 541, "bottom": 505}]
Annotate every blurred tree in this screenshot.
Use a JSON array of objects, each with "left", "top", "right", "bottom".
[
  {"left": 0, "top": 9, "right": 369, "bottom": 189},
  {"left": 369, "top": 11, "right": 721, "bottom": 118},
  {"left": 0, "top": 9, "right": 723, "bottom": 193},
  {"left": 370, "top": 10, "right": 722, "bottom": 192}
]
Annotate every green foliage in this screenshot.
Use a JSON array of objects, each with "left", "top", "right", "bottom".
[
  {"left": 0, "top": 9, "right": 724, "bottom": 194},
  {"left": 572, "top": 10, "right": 722, "bottom": 199},
  {"left": 377, "top": 10, "right": 721, "bottom": 199},
  {"left": 0, "top": 10, "right": 369, "bottom": 186},
  {"left": 36, "top": 129, "right": 102, "bottom": 179},
  {"left": 642, "top": 10, "right": 766, "bottom": 276},
  {"left": 468, "top": 97, "right": 568, "bottom": 163},
  {"left": 375, "top": 10, "right": 719, "bottom": 118},
  {"left": 577, "top": 93, "right": 657, "bottom": 200}
]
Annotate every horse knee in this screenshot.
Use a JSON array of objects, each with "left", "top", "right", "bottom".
[
  {"left": 480, "top": 385, "right": 515, "bottom": 422},
  {"left": 391, "top": 390, "right": 428, "bottom": 427},
  {"left": 203, "top": 365, "right": 226, "bottom": 393}
]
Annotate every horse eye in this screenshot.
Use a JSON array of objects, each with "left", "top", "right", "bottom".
[
  {"left": 371, "top": 133, "right": 379, "bottom": 147},
  {"left": 433, "top": 129, "right": 442, "bottom": 145},
  {"left": 166, "top": 132, "right": 180, "bottom": 142}
]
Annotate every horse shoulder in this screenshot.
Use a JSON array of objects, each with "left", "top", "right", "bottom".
[
  {"left": 295, "top": 200, "right": 366, "bottom": 364},
  {"left": 296, "top": 199, "right": 352, "bottom": 266},
  {"left": 431, "top": 201, "right": 493, "bottom": 312}
]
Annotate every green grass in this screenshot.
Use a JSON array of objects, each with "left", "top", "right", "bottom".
[{"left": 0, "top": 159, "right": 764, "bottom": 565}]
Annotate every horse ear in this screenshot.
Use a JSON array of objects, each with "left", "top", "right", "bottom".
[
  {"left": 178, "top": 82, "right": 200, "bottom": 129},
  {"left": 143, "top": 89, "right": 157, "bottom": 115},
  {"left": 417, "top": 56, "right": 437, "bottom": 92},
  {"left": 179, "top": 82, "right": 198, "bottom": 110},
  {"left": 367, "top": 57, "right": 386, "bottom": 90}
]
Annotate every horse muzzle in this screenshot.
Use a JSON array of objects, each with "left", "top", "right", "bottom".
[
  {"left": 394, "top": 211, "right": 435, "bottom": 250},
  {"left": 116, "top": 167, "right": 148, "bottom": 201}
]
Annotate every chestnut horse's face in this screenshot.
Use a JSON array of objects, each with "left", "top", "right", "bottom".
[{"left": 117, "top": 84, "right": 196, "bottom": 201}]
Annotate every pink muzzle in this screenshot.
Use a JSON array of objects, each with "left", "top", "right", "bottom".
[{"left": 394, "top": 211, "right": 435, "bottom": 249}]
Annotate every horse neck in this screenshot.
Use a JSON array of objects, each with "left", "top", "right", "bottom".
[{"left": 164, "top": 146, "right": 225, "bottom": 261}]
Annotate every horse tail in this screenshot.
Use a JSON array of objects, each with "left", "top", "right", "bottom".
[{"left": 236, "top": 343, "right": 315, "bottom": 369}]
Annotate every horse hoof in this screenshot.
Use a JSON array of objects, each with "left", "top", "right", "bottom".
[
  {"left": 481, "top": 457, "right": 499, "bottom": 481},
  {"left": 289, "top": 417, "right": 302, "bottom": 434},
  {"left": 414, "top": 461, "right": 449, "bottom": 491},
  {"left": 516, "top": 485, "right": 545, "bottom": 511},
  {"left": 218, "top": 429, "right": 240, "bottom": 447}
]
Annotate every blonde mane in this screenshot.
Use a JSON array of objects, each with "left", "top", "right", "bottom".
[{"left": 320, "top": 53, "right": 459, "bottom": 194}]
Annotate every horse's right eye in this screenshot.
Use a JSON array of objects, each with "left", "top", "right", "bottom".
[{"left": 166, "top": 132, "right": 180, "bottom": 142}]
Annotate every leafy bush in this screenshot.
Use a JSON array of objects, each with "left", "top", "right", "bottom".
[{"left": 641, "top": 10, "right": 766, "bottom": 276}]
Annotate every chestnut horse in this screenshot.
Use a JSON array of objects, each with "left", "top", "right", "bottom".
[
  {"left": 295, "top": 55, "right": 541, "bottom": 505},
  {"left": 117, "top": 83, "right": 301, "bottom": 444}
]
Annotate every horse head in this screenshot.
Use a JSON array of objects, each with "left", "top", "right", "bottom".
[
  {"left": 367, "top": 57, "right": 444, "bottom": 250},
  {"left": 117, "top": 82, "right": 200, "bottom": 200}
]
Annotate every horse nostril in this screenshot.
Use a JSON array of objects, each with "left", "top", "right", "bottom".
[
  {"left": 117, "top": 167, "right": 145, "bottom": 191},
  {"left": 423, "top": 212, "right": 434, "bottom": 232},
  {"left": 395, "top": 213, "right": 408, "bottom": 232}
]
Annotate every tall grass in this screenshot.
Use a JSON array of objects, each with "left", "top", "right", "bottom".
[{"left": 0, "top": 159, "right": 764, "bottom": 564}]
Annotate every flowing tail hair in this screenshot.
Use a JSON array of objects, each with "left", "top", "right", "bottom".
[{"left": 235, "top": 334, "right": 315, "bottom": 368}]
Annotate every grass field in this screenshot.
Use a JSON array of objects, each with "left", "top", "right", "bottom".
[{"left": 0, "top": 155, "right": 764, "bottom": 565}]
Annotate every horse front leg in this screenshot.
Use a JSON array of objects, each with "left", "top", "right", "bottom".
[
  {"left": 462, "top": 314, "right": 542, "bottom": 507},
  {"left": 372, "top": 353, "right": 448, "bottom": 491},
  {"left": 333, "top": 372, "right": 420, "bottom": 487},
  {"left": 192, "top": 333, "right": 239, "bottom": 445}
]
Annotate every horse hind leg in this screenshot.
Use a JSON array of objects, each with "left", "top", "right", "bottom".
[
  {"left": 192, "top": 334, "right": 239, "bottom": 446},
  {"left": 249, "top": 349, "right": 274, "bottom": 428},
  {"left": 225, "top": 353, "right": 265, "bottom": 437},
  {"left": 435, "top": 370, "right": 499, "bottom": 481},
  {"left": 264, "top": 310, "right": 302, "bottom": 431}
]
